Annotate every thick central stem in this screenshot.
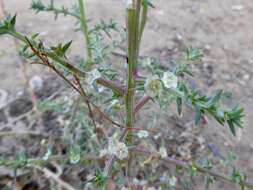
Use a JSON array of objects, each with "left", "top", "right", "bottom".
[{"left": 125, "top": 0, "right": 141, "bottom": 176}]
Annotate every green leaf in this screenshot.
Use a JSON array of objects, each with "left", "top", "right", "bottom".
[
  {"left": 227, "top": 120, "right": 236, "bottom": 136},
  {"left": 142, "top": 0, "right": 155, "bottom": 8},
  {"left": 203, "top": 90, "right": 223, "bottom": 108},
  {"left": 195, "top": 105, "right": 202, "bottom": 125},
  {"left": 176, "top": 97, "right": 182, "bottom": 116},
  {"left": 31, "top": 0, "right": 46, "bottom": 13},
  {"left": 0, "top": 15, "right": 17, "bottom": 35},
  {"left": 185, "top": 46, "right": 203, "bottom": 61}
]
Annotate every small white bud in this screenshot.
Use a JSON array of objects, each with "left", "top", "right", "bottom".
[
  {"left": 114, "top": 142, "right": 128, "bottom": 160},
  {"left": 159, "top": 146, "right": 167, "bottom": 158},
  {"left": 161, "top": 71, "right": 178, "bottom": 89},
  {"left": 137, "top": 130, "right": 149, "bottom": 138}
]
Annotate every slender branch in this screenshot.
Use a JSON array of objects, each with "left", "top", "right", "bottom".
[
  {"left": 34, "top": 6, "right": 80, "bottom": 20},
  {"left": 134, "top": 95, "right": 152, "bottom": 114},
  {"left": 25, "top": 38, "right": 124, "bottom": 130},
  {"left": 0, "top": 131, "right": 47, "bottom": 137},
  {"left": 138, "top": 0, "right": 148, "bottom": 53},
  {"left": 96, "top": 78, "right": 125, "bottom": 96},
  {"left": 75, "top": 76, "right": 97, "bottom": 129},
  {"left": 131, "top": 147, "right": 253, "bottom": 189},
  {"left": 77, "top": 0, "right": 92, "bottom": 69}
]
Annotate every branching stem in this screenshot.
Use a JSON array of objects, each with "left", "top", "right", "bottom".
[{"left": 131, "top": 147, "right": 253, "bottom": 189}]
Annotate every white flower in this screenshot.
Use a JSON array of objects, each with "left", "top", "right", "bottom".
[
  {"left": 142, "top": 58, "right": 152, "bottom": 67},
  {"left": 137, "top": 130, "right": 149, "bottom": 138},
  {"left": 87, "top": 69, "right": 101, "bottom": 85},
  {"left": 159, "top": 146, "right": 167, "bottom": 158},
  {"left": 110, "top": 99, "right": 121, "bottom": 109},
  {"left": 144, "top": 75, "right": 163, "bottom": 97},
  {"left": 162, "top": 71, "right": 178, "bottom": 89},
  {"left": 105, "top": 137, "right": 128, "bottom": 160},
  {"left": 154, "top": 133, "right": 161, "bottom": 140},
  {"left": 169, "top": 176, "right": 177, "bottom": 187},
  {"left": 114, "top": 142, "right": 128, "bottom": 160}
]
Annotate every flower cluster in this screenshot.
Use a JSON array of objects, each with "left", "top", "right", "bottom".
[
  {"left": 100, "top": 137, "right": 128, "bottom": 160},
  {"left": 144, "top": 71, "right": 178, "bottom": 98}
]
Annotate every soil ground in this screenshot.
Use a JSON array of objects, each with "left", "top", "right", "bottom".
[{"left": 1, "top": 0, "right": 253, "bottom": 189}]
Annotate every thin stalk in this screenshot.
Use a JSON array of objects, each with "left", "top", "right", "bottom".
[
  {"left": 77, "top": 0, "right": 92, "bottom": 69},
  {"left": 138, "top": 1, "right": 148, "bottom": 52},
  {"left": 125, "top": 0, "right": 141, "bottom": 177}
]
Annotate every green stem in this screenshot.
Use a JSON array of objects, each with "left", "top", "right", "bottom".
[
  {"left": 77, "top": 0, "right": 92, "bottom": 69},
  {"left": 138, "top": 2, "right": 148, "bottom": 52},
  {"left": 125, "top": 0, "right": 141, "bottom": 177}
]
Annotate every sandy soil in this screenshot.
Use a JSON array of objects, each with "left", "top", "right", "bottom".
[{"left": 1, "top": 0, "right": 253, "bottom": 189}]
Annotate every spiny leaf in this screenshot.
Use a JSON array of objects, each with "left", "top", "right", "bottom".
[
  {"left": 0, "top": 15, "right": 17, "bottom": 35},
  {"left": 31, "top": 0, "right": 46, "bottom": 13},
  {"left": 176, "top": 97, "right": 182, "bottom": 116},
  {"left": 142, "top": 0, "right": 155, "bottom": 8},
  {"left": 185, "top": 46, "right": 203, "bottom": 61},
  {"left": 62, "top": 41, "right": 72, "bottom": 53}
]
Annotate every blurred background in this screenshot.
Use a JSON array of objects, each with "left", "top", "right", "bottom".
[{"left": 0, "top": 0, "right": 253, "bottom": 189}]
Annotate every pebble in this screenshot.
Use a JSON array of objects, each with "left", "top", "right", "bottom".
[
  {"left": 175, "top": 33, "right": 183, "bottom": 42},
  {"left": 243, "top": 74, "right": 250, "bottom": 80},
  {"left": 204, "top": 44, "right": 211, "bottom": 51},
  {"left": 231, "top": 5, "right": 244, "bottom": 11},
  {"left": 157, "top": 9, "right": 164, "bottom": 16},
  {"left": 29, "top": 76, "right": 44, "bottom": 91},
  {"left": 0, "top": 89, "right": 8, "bottom": 109}
]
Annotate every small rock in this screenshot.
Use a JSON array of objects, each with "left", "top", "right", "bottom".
[
  {"left": 29, "top": 76, "right": 44, "bottom": 91},
  {"left": 243, "top": 74, "right": 250, "bottom": 80},
  {"left": 231, "top": 5, "right": 244, "bottom": 11},
  {"left": 0, "top": 89, "right": 8, "bottom": 109},
  {"left": 157, "top": 9, "right": 164, "bottom": 16},
  {"left": 204, "top": 44, "right": 211, "bottom": 51},
  {"left": 175, "top": 33, "right": 183, "bottom": 42}
]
